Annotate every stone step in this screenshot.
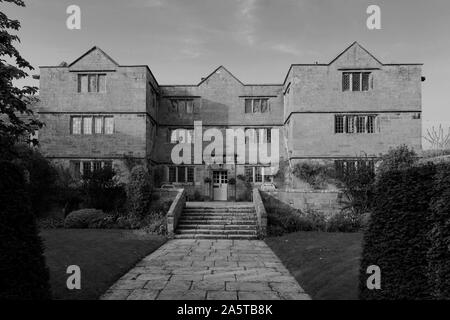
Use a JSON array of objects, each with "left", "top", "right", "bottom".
[
  {"left": 180, "top": 215, "right": 256, "bottom": 220},
  {"left": 173, "top": 234, "right": 257, "bottom": 240},
  {"left": 176, "top": 228, "right": 257, "bottom": 235},
  {"left": 178, "top": 219, "right": 256, "bottom": 225},
  {"left": 183, "top": 209, "right": 255, "bottom": 213},
  {"left": 177, "top": 224, "right": 257, "bottom": 230}
]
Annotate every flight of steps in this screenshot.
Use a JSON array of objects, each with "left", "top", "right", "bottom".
[{"left": 174, "top": 204, "right": 258, "bottom": 240}]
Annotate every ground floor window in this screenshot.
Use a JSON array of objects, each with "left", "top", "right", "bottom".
[
  {"left": 168, "top": 166, "right": 195, "bottom": 183},
  {"left": 334, "top": 159, "right": 375, "bottom": 178},
  {"left": 244, "top": 166, "right": 273, "bottom": 183},
  {"left": 70, "top": 160, "right": 113, "bottom": 178}
]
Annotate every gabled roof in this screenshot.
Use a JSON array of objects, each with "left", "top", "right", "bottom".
[
  {"left": 282, "top": 41, "right": 423, "bottom": 85},
  {"left": 329, "top": 41, "right": 382, "bottom": 65},
  {"left": 68, "top": 46, "right": 119, "bottom": 67},
  {"left": 198, "top": 65, "right": 244, "bottom": 86}
]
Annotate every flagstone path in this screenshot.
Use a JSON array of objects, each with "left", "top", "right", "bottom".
[{"left": 101, "top": 239, "right": 310, "bottom": 300}]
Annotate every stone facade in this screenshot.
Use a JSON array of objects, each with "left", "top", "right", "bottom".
[{"left": 37, "top": 42, "right": 423, "bottom": 199}]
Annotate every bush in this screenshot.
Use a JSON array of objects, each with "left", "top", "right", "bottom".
[
  {"left": 326, "top": 211, "right": 361, "bottom": 233},
  {"left": 427, "top": 164, "right": 450, "bottom": 299},
  {"left": 293, "top": 161, "right": 335, "bottom": 189},
  {"left": 64, "top": 209, "right": 106, "bottom": 228},
  {"left": 38, "top": 216, "right": 65, "bottom": 229},
  {"left": 127, "top": 165, "right": 152, "bottom": 218},
  {"left": 267, "top": 208, "right": 327, "bottom": 236},
  {"left": 377, "top": 144, "right": 417, "bottom": 177},
  {"left": 359, "top": 164, "right": 436, "bottom": 300},
  {"left": 13, "top": 144, "right": 57, "bottom": 216},
  {"left": 0, "top": 161, "right": 51, "bottom": 299},
  {"left": 82, "top": 166, "right": 126, "bottom": 213}
]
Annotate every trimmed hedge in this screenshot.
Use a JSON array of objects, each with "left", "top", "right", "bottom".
[
  {"left": 64, "top": 209, "right": 106, "bottom": 228},
  {"left": 359, "top": 164, "right": 436, "bottom": 300},
  {"left": 0, "top": 161, "right": 51, "bottom": 299},
  {"left": 126, "top": 165, "right": 152, "bottom": 218},
  {"left": 428, "top": 164, "right": 450, "bottom": 299}
]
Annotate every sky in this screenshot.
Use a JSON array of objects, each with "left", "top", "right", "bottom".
[{"left": 3, "top": 0, "right": 450, "bottom": 145}]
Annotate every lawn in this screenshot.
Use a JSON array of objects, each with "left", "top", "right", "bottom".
[
  {"left": 41, "top": 229, "right": 166, "bottom": 300},
  {"left": 266, "top": 231, "right": 363, "bottom": 300}
]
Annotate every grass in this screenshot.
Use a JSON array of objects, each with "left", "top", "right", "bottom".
[
  {"left": 41, "top": 229, "right": 166, "bottom": 300},
  {"left": 266, "top": 231, "right": 363, "bottom": 300}
]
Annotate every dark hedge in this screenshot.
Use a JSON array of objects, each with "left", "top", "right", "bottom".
[
  {"left": 359, "top": 164, "right": 436, "bottom": 300},
  {"left": 428, "top": 164, "right": 450, "bottom": 299},
  {"left": 0, "top": 161, "right": 51, "bottom": 299}
]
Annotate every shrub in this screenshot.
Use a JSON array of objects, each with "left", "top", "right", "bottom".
[
  {"left": 359, "top": 164, "right": 436, "bottom": 300},
  {"left": 64, "top": 209, "right": 106, "bottom": 228},
  {"left": 82, "top": 166, "right": 126, "bottom": 213},
  {"left": 13, "top": 144, "right": 57, "bottom": 216},
  {"left": 377, "top": 144, "right": 417, "bottom": 177},
  {"left": 0, "top": 161, "right": 51, "bottom": 299},
  {"left": 326, "top": 211, "right": 361, "bottom": 233},
  {"left": 267, "top": 207, "right": 327, "bottom": 236},
  {"left": 427, "top": 164, "right": 450, "bottom": 299},
  {"left": 293, "top": 161, "right": 335, "bottom": 189},
  {"left": 38, "top": 216, "right": 65, "bottom": 229},
  {"left": 127, "top": 165, "right": 152, "bottom": 218}
]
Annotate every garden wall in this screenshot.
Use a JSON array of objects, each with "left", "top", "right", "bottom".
[{"left": 261, "top": 189, "right": 343, "bottom": 216}]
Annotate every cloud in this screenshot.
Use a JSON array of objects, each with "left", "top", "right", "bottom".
[
  {"left": 271, "top": 43, "right": 301, "bottom": 56},
  {"left": 235, "top": 0, "right": 258, "bottom": 46}
]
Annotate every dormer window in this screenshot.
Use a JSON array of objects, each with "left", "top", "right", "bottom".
[
  {"left": 342, "top": 72, "right": 372, "bottom": 92},
  {"left": 78, "top": 74, "right": 106, "bottom": 93}
]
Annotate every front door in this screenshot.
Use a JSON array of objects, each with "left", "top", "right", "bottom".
[{"left": 213, "top": 170, "right": 228, "bottom": 201}]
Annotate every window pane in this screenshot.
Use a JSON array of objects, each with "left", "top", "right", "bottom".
[
  {"left": 177, "top": 166, "right": 186, "bottom": 183},
  {"left": 103, "top": 161, "right": 112, "bottom": 169},
  {"left": 266, "top": 129, "right": 271, "bottom": 143},
  {"left": 367, "top": 115, "right": 375, "bottom": 133},
  {"left": 187, "top": 167, "right": 194, "bottom": 182},
  {"left": 98, "top": 74, "right": 106, "bottom": 93},
  {"left": 186, "top": 100, "right": 193, "bottom": 114},
  {"left": 83, "top": 117, "right": 92, "bottom": 135},
  {"left": 170, "top": 100, "right": 177, "bottom": 113},
  {"left": 335, "top": 115, "right": 344, "bottom": 133},
  {"left": 169, "top": 167, "right": 176, "bottom": 182},
  {"left": 345, "top": 116, "right": 355, "bottom": 133},
  {"left": 72, "top": 117, "right": 82, "bottom": 134},
  {"left": 83, "top": 161, "right": 91, "bottom": 175},
  {"left": 245, "top": 99, "right": 252, "bottom": 113},
  {"left": 261, "top": 99, "right": 268, "bottom": 113},
  {"left": 342, "top": 73, "right": 350, "bottom": 91},
  {"left": 79, "top": 75, "right": 88, "bottom": 93},
  {"left": 362, "top": 73, "right": 370, "bottom": 91},
  {"left": 253, "top": 99, "right": 261, "bottom": 113},
  {"left": 104, "top": 117, "right": 114, "bottom": 134},
  {"left": 88, "top": 74, "right": 97, "bottom": 92},
  {"left": 93, "top": 161, "right": 102, "bottom": 172},
  {"left": 94, "top": 117, "right": 103, "bottom": 134},
  {"left": 255, "top": 167, "right": 262, "bottom": 182},
  {"left": 245, "top": 167, "right": 253, "bottom": 182},
  {"left": 177, "top": 100, "right": 186, "bottom": 113},
  {"left": 352, "top": 73, "right": 361, "bottom": 91},
  {"left": 356, "top": 116, "right": 366, "bottom": 133}
]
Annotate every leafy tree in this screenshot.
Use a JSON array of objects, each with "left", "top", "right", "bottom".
[{"left": 0, "top": 0, "right": 43, "bottom": 145}]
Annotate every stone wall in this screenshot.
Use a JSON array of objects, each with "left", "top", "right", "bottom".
[{"left": 260, "top": 189, "right": 343, "bottom": 217}]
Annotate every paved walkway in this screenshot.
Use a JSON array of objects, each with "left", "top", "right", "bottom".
[{"left": 101, "top": 239, "right": 310, "bottom": 300}]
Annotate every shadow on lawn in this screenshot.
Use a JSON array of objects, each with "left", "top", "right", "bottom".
[
  {"left": 41, "top": 229, "right": 166, "bottom": 300},
  {"left": 266, "top": 231, "right": 363, "bottom": 300}
]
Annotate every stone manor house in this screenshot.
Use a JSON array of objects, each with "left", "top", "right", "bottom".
[{"left": 36, "top": 42, "right": 423, "bottom": 201}]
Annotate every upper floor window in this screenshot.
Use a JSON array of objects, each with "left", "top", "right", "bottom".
[
  {"left": 71, "top": 115, "right": 114, "bottom": 135},
  {"left": 342, "top": 72, "right": 372, "bottom": 92},
  {"left": 78, "top": 74, "right": 106, "bottom": 93},
  {"left": 168, "top": 128, "right": 193, "bottom": 144},
  {"left": 335, "top": 114, "right": 377, "bottom": 134},
  {"left": 170, "top": 99, "right": 194, "bottom": 114},
  {"left": 245, "top": 98, "right": 269, "bottom": 113}
]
